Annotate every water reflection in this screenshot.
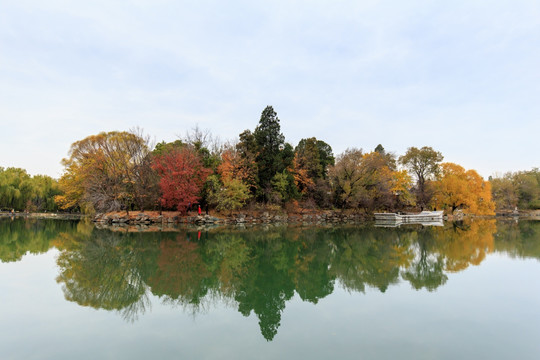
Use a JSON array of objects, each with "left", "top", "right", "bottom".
[{"left": 1, "top": 218, "right": 539, "bottom": 340}]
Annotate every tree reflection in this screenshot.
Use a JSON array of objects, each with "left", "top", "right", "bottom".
[
  {"left": 401, "top": 230, "right": 448, "bottom": 291},
  {"left": 0, "top": 218, "right": 79, "bottom": 262},
  {"left": 234, "top": 234, "right": 296, "bottom": 341},
  {"left": 147, "top": 236, "right": 214, "bottom": 307},
  {"left": 55, "top": 228, "right": 163, "bottom": 321},
  {"left": 494, "top": 220, "right": 540, "bottom": 259},
  {"left": 3, "top": 218, "right": 536, "bottom": 340},
  {"left": 292, "top": 229, "right": 334, "bottom": 303},
  {"left": 329, "top": 227, "right": 413, "bottom": 293}
]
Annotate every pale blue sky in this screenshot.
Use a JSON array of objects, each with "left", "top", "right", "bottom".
[{"left": 1, "top": 0, "right": 539, "bottom": 178}]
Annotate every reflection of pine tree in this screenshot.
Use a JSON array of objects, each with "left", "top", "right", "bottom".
[{"left": 235, "top": 251, "right": 295, "bottom": 341}]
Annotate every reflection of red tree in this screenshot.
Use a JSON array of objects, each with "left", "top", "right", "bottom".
[{"left": 147, "top": 237, "right": 211, "bottom": 300}]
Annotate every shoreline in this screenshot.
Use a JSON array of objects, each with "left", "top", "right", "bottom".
[
  {"left": 2, "top": 209, "right": 539, "bottom": 226},
  {"left": 0, "top": 212, "right": 88, "bottom": 220}
]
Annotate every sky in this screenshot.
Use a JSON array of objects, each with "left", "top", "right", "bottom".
[{"left": 1, "top": 0, "right": 539, "bottom": 179}]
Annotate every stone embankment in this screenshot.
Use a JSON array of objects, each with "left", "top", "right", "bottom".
[{"left": 93, "top": 211, "right": 369, "bottom": 226}]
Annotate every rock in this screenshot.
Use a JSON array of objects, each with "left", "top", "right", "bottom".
[{"left": 454, "top": 209, "right": 464, "bottom": 220}]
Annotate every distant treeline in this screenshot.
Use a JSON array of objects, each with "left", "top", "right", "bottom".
[
  {"left": 490, "top": 169, "right": 540, "bottom": 210},
  {"left": 1, "top": 106, "right": 538, "bottom": 214},
  {"left": 0, "top": 167, "right": 61, "bottom": 212}
]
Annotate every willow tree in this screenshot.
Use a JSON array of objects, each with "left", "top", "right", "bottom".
[
  {"left": 0, "top": 167, "right": 61, "bottom": 212},
  {"left": 57, "top": 130, "right": 157, "bottom": 213},
  {"left": 0, "top": 167, "right": 34, "bottom": 211}
]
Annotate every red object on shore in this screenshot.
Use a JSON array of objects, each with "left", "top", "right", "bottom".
[{"left": 198, "top": 205, "right": 201, "bottom": 215}]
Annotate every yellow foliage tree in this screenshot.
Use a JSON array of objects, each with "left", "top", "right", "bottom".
[
  {"left": 431, "top": 162, "right": 495, "bottom": 215},
  {"left": 56, "top": 131, "right": 157, "bottom": 213},
  {"left": 391, "top": 170, "right": 415, "bottom": 207},
  {"left": 330, "top": 149, "right": 414, "bottom": 211}
]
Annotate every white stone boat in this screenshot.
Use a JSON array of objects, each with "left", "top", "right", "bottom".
[{"left": 374, "top": 210, "right": 444, "bottom": 222}]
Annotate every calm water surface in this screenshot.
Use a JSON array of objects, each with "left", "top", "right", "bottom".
[{"left": 1, "top": 218, "right": 539, "bottom": 359}]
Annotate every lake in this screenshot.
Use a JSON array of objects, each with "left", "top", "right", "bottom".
[{"left": 1, "top": 218, "right": 539, "bottom": 359}]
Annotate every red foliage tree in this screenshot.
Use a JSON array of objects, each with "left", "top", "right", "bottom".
[{"left": 152, "top": 147, "right": 211, "bottom": 213}]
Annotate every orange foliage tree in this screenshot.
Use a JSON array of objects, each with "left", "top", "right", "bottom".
[
  {"left": 218, "top": 143, "right": 258, "bottom": 194},
  {"left": 431, "top": 162, "right": 495, "bottom": 215},
  {"left": 290, "top": 154, "right": 315, "bottom": 195},
  {"left": 152, "top": 146, "right": 211, "bottom": 213}
]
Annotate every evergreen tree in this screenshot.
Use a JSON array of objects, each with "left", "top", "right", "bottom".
[
  {"left": 374, "top": 144, "right": 385, "bottom": 154},
  {"left": 253, "top": 106, "right": 286, "bottom": 200}
]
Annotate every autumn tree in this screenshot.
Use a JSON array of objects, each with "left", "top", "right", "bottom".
[
  {"left": 431, "top": 162, "right": 495, "bottom": 215},
  {"left": 207, "top": 175, "right": 251, "bottom": 215},
  {"left": 235, "top": 130, "right": 260, "bottom": 194},
  {"left": 360, "top": 151, "right": 399, "bottom": 210},
  {"left": 184, "top": 125, "right": 222, "bottom": 172},
  {"left": 328, "top": 148, "right": 366, "bottom": 209},
  {"left": 291, "top": 138, "right": 335, "bottom": 206},
  {"left": 489, "top": 169, "right": 540, "bottom": 211},
  {"left": 290, "top": 155, "right": 315, "bottom": 196},
  {"left": 57, "top": 130, "right": 157, "bottom": 213},
  {"left": 329, "top": 149, "right": 411, "bottom": 211},
  {"left": 294, "top": 138, "right": 335, "bottom": 180},
  {"left": 218, "top": 142, "right": 258, "bottom": 192},
  {"left": 399, "top": 146, "right": 443, "bottom": 209},
  {"left": 152, "top": 146, "right": 211, "bottom": 213},
  {"left": 391, "top": 170, "right": 415, "bottom": 208},
  {"left": 513, "top": 169, "right": 540, "bottom": 209},
  {"left": 351, "top": 151, "right": 408, "bottom": 211},
  {"left": 490, "top": 174, "right": 518, "bottom": 210}
]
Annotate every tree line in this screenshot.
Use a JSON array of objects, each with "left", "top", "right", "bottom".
[
  {"left": 490, "top": 169, "right": 540, "bottom": 210},
  {"left": 0, "top": 167, "right": 61, "bottom": 212},
  {"left": 2, "top": 106, "right": 538, "bottom": 214}
]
